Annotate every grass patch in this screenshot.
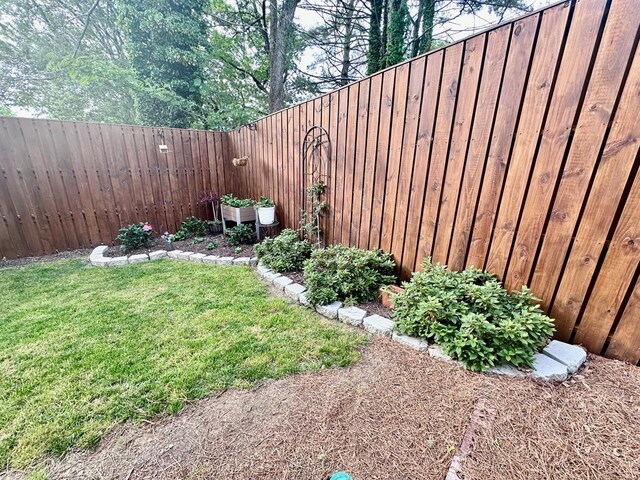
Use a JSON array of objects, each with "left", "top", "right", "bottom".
[{"left": 0, "top": 259, "right": 365, "bottom": 468}]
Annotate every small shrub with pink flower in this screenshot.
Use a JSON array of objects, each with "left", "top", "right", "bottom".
[{"left": 116, "top": 222, "right": 153, "bottom": 252}]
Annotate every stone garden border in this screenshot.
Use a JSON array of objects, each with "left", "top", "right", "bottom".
[
  {"left": 89, "top": 246, "right": 258, "bottom": 267},
  {"left": 89, "top": 246, "right": 586, "bottom": 382}
]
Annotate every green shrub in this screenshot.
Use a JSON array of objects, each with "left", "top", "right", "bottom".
[
  {"left": 393, "top": 259, "right": 555, "bottom": 372},
  {"left": 303, "top": 245, "right": 396, "bottom": 306},
  {"left": 221, "top": 194, "right": 254, "bottom": 208},
  {"left": 116, "top": 222, "right": 153, "bottom": 252},
  {"left": 206, "top": 241, "right": 218, "bottom": 250},
  {"left": 173, "top": 216, "right": 208, "bottom": 241},
  {"left": 255, "top": 196, "right": 275, "bottom": 208},
  {"left": 254, "top": 229, "right": 312, "bottom": 272},
  {"left": 226, "top": 224, "right": 254, "bottom": 245}
]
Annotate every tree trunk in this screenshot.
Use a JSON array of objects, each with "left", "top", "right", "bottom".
[
  {"left": 418, "top": 0, "right": 434, "bottom": 54},
  {"left": 268, "top": 0, "right": 299, "bottom": 112},
  {"left": 340, "top": 0, "right": 356, "bottom": 85}
]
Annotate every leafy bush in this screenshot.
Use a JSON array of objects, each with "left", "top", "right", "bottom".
[
  {"left": 206, "top": 241, "right": 218, "bottom": 250},
  {"left": 116, "top": 222, "right": 153, "bottom": 252},
  {"left": 303, "top": 245, "right": 396, "bottom": 306},
  {"left": 226, "top": 224, "right": 254, "bottom": 245},
  {"left": 173, "top": 216, "right": 208, "bottom": 241},
  {"left": 221, "top": 194, "right": 254, "bottom": 208},
  {"left": 254, "top": 229, "right": 312, "bottom": 272},
  {"left": 393, "top": 259, "right": 555, "bottom": 372},
  {"left": 255, "top": 196, "right": 275, "bottom": 208}
]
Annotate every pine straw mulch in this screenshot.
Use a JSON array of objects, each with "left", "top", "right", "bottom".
[{"left": 18, "top": 339, "right": 638, "bottom": 480}]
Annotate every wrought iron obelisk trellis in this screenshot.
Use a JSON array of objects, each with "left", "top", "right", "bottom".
[{"left": 301, "top": 126, "right": 331, "bottom": 247}]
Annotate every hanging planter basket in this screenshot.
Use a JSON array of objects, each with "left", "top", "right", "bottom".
[{"left": 232, "top": 156, "right": 248, "bottom": 167}]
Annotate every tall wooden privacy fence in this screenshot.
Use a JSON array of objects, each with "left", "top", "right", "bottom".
[
  {"left": 1, "top": 0, "right": 638, "bottom": 362},
  {"left": 0, "top": 117, "right": 229, "bottom": 258},
  {"left": 228, "top": 0, "right": 640, "bottom": 363}
]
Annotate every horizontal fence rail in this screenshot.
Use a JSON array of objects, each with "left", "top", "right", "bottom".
[
  {"left": 227, "top": 0, "right": 640, "bottom": 363},
  {"left": 0, "top": 118, "right": 229, "bottom": 258}
]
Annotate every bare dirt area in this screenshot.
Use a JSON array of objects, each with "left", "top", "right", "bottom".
[
  {"left": 8, "top": 339, "right": 639, "bottom": 480},
  {"left": 0, "top": 249, "right": 91, "bottom": 268}
]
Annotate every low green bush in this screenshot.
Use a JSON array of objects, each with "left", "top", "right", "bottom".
[
  {"left": 116, "top": 222, "right": 153, "bottom": 252},
  {"left": 173, "top": 216, "right": 208, "bottom": 241},
  {"left": 255, "top": 196, "right": 275, "bottom": 208},
  {"left": 303, "top": 245, "right": 396, "bottom": 306},
  {"left": 393, "top": 259, "right": 555, "bottom": 372},
  {"left": 221, "top": 194, "right": 254, "bottom": 208},
  {"left": 254, "top": 229, "right": 312, "bottom": 272},
  {"left": 226, "top": 223, "right": 254, "bottom": 245}
]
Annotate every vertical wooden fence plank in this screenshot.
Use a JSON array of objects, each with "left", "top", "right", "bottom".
[
  {"left": 504, "top": 0, "right": 607, "bottom": 289},
  {"left": 447, "top": 24, "right": 511, "bottom": 271},
  {"left": 432, "top": 34, "right": 486, "bottom": 265},
  {"left": 415, "top": 42, "right": 463, "bottom": 267}
]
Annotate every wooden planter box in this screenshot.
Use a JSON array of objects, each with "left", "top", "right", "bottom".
[{"left": 221, "top": 205, "right": 256, "bottom": 224}]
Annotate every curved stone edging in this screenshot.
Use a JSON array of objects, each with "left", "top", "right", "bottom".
[
  {"left": 256, "top": 264, "right": 587, "bottom": 382},
  {"left": 89, "top": 246, "right": 258, "bottom": 267}
]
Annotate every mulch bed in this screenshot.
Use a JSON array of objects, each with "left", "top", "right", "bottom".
[
  {"left": 26, "top": 340, "right": 640, "bottom": 480},
  {"left": 279, "top": 269, "right": 392, "bottom": 317},
  {"left": 104, "top": 234, "right": 255, "bottom": 259},
  {"left": 0, "top": 249, "right": 92, "bottom": 269}
]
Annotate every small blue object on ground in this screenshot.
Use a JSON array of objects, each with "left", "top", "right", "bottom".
[{"left": 330, "top": 472, "right": 353, "bottom": 480}]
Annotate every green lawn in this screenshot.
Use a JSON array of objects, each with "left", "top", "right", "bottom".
[{"left": 0, "top": 259, "right": 365, "bottom": 469}]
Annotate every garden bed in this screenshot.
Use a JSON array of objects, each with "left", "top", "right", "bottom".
[{"left": 104, "top": 234, "right": 255, "bottom": 258}]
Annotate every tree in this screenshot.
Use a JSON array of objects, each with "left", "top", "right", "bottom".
[
  {"left": 268, "top": 0, "right": 302, "bottom": 111},
  {"left": 367, "top": 0, "right": 386, "bottom": 74},
  {"left": 117, "top": 0, "right": 210, "bottom": 128},
  {"left": 385, "top": 0, "right": 409, "bottom": 67},
  {"left": 0, "top": 0, "right": 138, "bottom": 124}
]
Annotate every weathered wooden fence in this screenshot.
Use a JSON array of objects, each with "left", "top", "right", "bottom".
[
  {"left": 227, "top": 0, "right": 640, "bottom": 363},
  {"left": 0, "top": 117, "right": 229, "bottom": 258}
]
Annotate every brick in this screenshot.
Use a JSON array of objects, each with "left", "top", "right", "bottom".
[
  {"left": 90, "top": 245, "right": 108, "bottom": 258},
  {"left": 487, "top": 364, "right": 526, "bottom": 377},
  {"left": 148, "top": 250, "right": 167, "bottom": 261},
  {"left": 249, "top": 257, "right": 259, "bottom": 266},
  {"left": 264, "top": 271, "right": 281, "bottom": 281},
  {"left": 531, "top": 353, "right": 568, "bottom": 382},
  {"left": 363, "top": 315, "right": 394, "bottom": 336},
  {"left": 189, "top": 253, "right": 207, "bottom": 263},
  {"left": 167, "top": 249, "right": 183, "bottom": 259},
  {"left": 257, "top": 264, "right": 271, "bottom": 274},
  {"left": 202, "top": 255, "right": 220, "bottom": 264},
  {"left": 391, "top": 333, "right": 429, "bottom": 351},
  {"left": 107, "top": 256, "right": 128, "bottom": 267},
  {"left": 233, "top": 257, "right": 251, "bottom": 265},
  {"left": 273, "top": 276, "right": 294, "bottom": 290},
  {"left": 299, "top": 292, "right": 312, "bottom": 307},
  {"left": 428, "top": 345, "right": 452, "bottom": 361},
  {"left": 91, "top": 256, "right": 110, "bottom": 267},
  {"left": 128, "top": 254, "right": 149, "bottom": 264},
  {"left": 284, "top": 283, "right": 306, "bottom": 301},
  {"left": 542, "top": 340, "right": 587, "bottom": 374},
  {"left": 177, "top": 251, "right": 194, "bottom": 260},
  {"left": 316, "top": 301, "right": 343, "bottom": 319},
  {"left": 338, "top": 306, "right": 367, "bottom": 327},
  {"left": 218, "top": 256, "right": 233, "bottom": 265}
]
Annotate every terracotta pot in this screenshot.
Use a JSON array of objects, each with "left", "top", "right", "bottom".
[{"left": 379, "top": 285, "right": 404, "bottom": 308}]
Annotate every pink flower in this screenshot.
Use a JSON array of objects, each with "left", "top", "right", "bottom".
[{"left": 142, "top": 224, "right": 153, "bottom": 232}]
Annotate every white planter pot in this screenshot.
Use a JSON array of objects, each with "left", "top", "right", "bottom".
[{"left": 258, "top": 206, "right": 275, "bottom": 225}]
